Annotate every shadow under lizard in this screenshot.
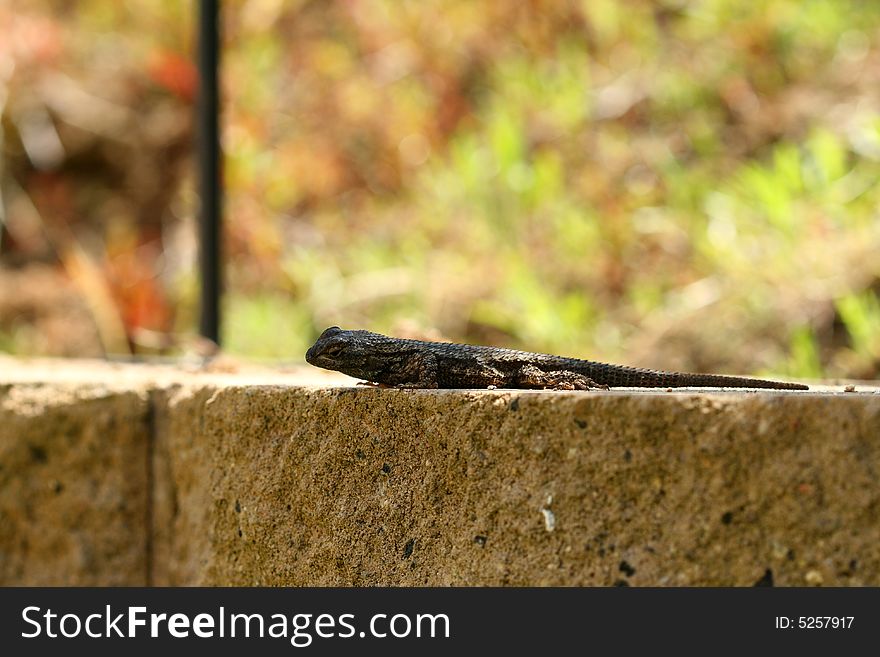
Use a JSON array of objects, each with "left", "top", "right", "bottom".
[{"left": 305, "top": 327, "right": 808, "bottom": 391}]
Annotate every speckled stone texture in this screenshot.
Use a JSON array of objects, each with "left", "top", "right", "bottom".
[
  {"left": 0, "top": 383, "right": 151, "bottom": 585},
  {"left": 159, "top": 387, "right": 879, "bottom": 587},
  {"left": 0, "top": 358, "right": 877, "bottom": 586}
]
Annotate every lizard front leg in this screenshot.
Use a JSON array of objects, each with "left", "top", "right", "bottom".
[{"left": 517, "top": 364, "right": 609, "bottom": 390}]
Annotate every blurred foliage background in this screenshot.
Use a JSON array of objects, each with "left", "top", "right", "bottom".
[{"left": 1, "top": 0, "right": 879, "bottom": 379}]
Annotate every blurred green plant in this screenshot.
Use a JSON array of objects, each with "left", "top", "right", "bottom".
[
  {"left": 784, "top": 326, "right": 824, "bottom": 380},
  {"left": 836, "top": 291, "right": 880, "bottom": 362},
  {"left": 2, "top": 0, "right": 880, "bottom": 381}
]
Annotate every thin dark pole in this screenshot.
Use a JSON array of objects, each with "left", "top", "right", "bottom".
[{"left": 197, "top": 0, "right": 222, "bottom": 345}]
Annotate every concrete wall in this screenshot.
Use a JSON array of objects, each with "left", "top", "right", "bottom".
[
  {"left": 0, "top": 382, "right": 150, "bottom": 585},
  {"left": 1, "top": 358, "right": 878, "bottom": 586}
]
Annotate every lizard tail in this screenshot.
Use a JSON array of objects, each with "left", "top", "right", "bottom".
[{"left": 582, "top": 362, "right": 809, "bottom": 390}]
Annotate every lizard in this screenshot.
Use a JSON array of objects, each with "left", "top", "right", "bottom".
[{"left": 305, "top": 326, "right": 809, "bottom": 391}]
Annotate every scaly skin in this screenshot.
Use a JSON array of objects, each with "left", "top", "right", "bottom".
[{"left": 305, "top": 327, "right": 809, "bottom": 391}]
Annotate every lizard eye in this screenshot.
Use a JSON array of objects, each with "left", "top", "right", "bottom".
[{"left": 323, "top": 344, "right": 344, "bottom": 357}]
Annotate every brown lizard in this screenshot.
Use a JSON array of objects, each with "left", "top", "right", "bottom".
[{"left": 305, "top": 327, "right": 808, "bottom": 390}]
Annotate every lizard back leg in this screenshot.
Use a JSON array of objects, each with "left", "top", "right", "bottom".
[{"left": 517, "top": 364, "right": 609, "bottom": 390}]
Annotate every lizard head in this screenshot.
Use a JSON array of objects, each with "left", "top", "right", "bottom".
[
  {"left": 305, "top": 326, "right": 345, "bottom": 366},
  {"left": 305, "top": 326, "right": 390, "bottom": 381}
]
